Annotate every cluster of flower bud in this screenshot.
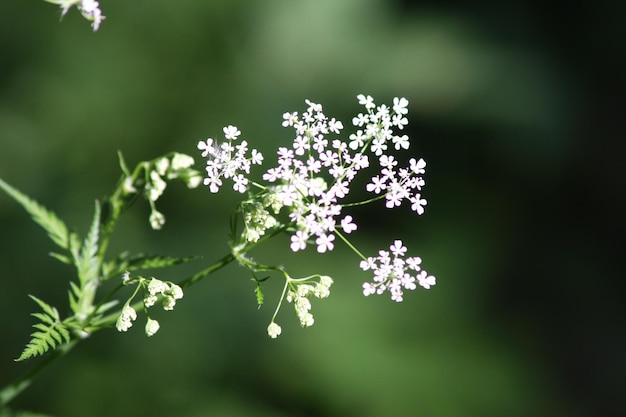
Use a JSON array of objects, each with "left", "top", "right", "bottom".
[
  {"left": 116, "top": 273, "right": 184, "bottom": 336},
  {"left": 267, "top": 275, "right": 333, "bottom": 338},
  {"left": 122, "top": 153, "right": 202, "bottom": 230}
]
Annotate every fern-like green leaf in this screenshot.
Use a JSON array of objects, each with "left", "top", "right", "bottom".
[
  {"left": 48, "top": 252, "right": 72, "bottom": 265},
  {"left": 0, "top": 179, "right": 70, "bottom": 250},
  {"left": 75, "top": 202, "right": 101, "bottom": 285},
  {"left": 254, "top": 284, "right": 264, "bottom": 307},
  {"left": 15, "top": 296, "right": 71, "bottom": 362},
  {"left": 67, "top": 281, "right": 81, "bottom": 314},
  {"left": 102, "top": 252, "right": 200, "bottom": 281}
]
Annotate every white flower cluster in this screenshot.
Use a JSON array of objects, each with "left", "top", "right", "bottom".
[
  {"left": 144, "top": 277, "right": 184, "bottom": 311},
  {"left": 353, "top": 95, "right": 428, "bottom": 214},
  {"left": 261, "top": 99, "right": 367, "bottom": 254},
  {"left": 196, "top": 95, "right": 436, "bottom": 310},
  {"left": 116, "top": 273, "right": 184, "bottom": 336},
  {"left": 197, "top": 125, "right": 264, "bottom": 193},
  {"left": 360, "top": 240, "right": 436, "bottom": 302}
]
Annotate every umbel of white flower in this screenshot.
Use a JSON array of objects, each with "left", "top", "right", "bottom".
[{"left": 198, "top": 95, "right": 436, "bottom": 311}]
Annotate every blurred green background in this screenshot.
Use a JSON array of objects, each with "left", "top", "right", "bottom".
[{"left": 1, "top": 0, "right": 624, "bottom": 416}]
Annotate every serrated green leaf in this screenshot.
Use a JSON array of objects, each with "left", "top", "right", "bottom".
[
  {"left": 102, "top": 253, "right": 200, "bottom": 280},
  {"left": 254, "top": 284, "right": 264, "bottom": 306},
  {"left": 49, "top": 329, "right": 63, "bottom": 345},
  {"left": 28, "top": 296, "right": 59, "bottom": 320},
  {"left": 15, "top": 297, "right": 70, "bottom": 361},
  {"left": 56, "top": 325, "right": 70, "bottom": 341},
  {"left": 32, "top": 323, "right": 49, "bottom": 332},
  {"left": 76, "top": 202, "right": 100, "bottom": 285},
  {"left": 48, "top": 251, "right": 72, "bottom": 264},
  {"left": 0, "top": 179, "right": 70, "bottom": 250},
  {"left": 31, "top": 313, "right": 54, "bottom": 325},
  {"left": 67, "top": 282, "right": 81, "bottom": 313}
]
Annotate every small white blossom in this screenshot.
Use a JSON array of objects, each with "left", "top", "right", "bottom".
[
  {"left": 315, "top": 233, "right": 335, "bottom": 253},
  {"left": 145, "top": 318, "right": 160, "bottom": 337},
  {"left": 116, "top": 305, "right": 137, "bottom": 332},
  {"left": 267, "top": 322, "right": 282, "bottom": 338},
  {"left": 149, "top": 210, "right": 165, "bottom": 230},
  {"left": 361, "top": 240, "right": 435, "bottom": 301},
  {"left": 223, "top": 125, "right": 241, "bottom": 140},
  {"left": 198, "top": 126, "right": 262, "bottom": 194}
]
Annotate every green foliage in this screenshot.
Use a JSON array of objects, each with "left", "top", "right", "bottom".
[
  {"left": 74, "top": 202, "right": 101, "bottom": 285},
  {"left": 254, "top": 283, "right": 264, "bottom": 306},
  {"left": 101, "top": 253, "right": 200, "bottom": 281},
  {"left": 0, "top": 179, "right": 73, "bottom": 250},
  {"left": 15, "top": 296, "right": 71, "bottom": 362},
  {"left": 252, "top": 276, "right": 269, "bottom": 307}
]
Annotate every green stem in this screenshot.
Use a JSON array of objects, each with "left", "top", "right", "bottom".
[
  {"left": 0, "top": 340, "right": 78, "bottom": 408},
  {"left": 178, "top": 253, "right": 235, "bottom": 288},
  {"left": 334, "top": 229, "right": 367, "bottom": 259}
]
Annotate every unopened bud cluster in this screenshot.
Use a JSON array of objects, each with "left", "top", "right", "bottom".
[
  {"left": 122, "top": 153, "right": 202, "bottom": 230},
  {"left": 267, "top": 275, "right": 333, "bottom": 338},
  {"left": 116, "top": 272, "right": 184, "bottom": 336}
]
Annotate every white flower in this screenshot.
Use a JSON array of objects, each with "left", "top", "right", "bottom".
[
  {"left": 362, "top": 282, "right": 377, "bottom": 296},
  {"left": 417, "top": 271, "right": 436, "bottom": 289},
  {"left": 361, "top": 240, "right": 436, "bottom": 301},
  {"left": 116, "top": 305, "right": 137, "bottom": 332},
  {"left": 290, "top": 230, "right": 308, "bottom": 252},
  {"left": 267, "top": 322, "right": 282, "bottom": 338},
  {"left": 340, "top": 215, "right": 357, "bottom": 234},
  {"left": 357, "top": 94, "right": 375, "bottom": 109},
  {"left": 390, "top": 240, "right": 407, "bottom": 257},
  {"left": 315, "top": 233, "right": 335, "bottom": 253},
  {"left": 145, "top": 318, "right": 160, "bottom": 337},
  {"left": 144, "top": 294, "right": 157, "bottom": 308},
  {"left": 299, "top": 312, "right": 314, "bottom": 328},
  {"left": 410, "top": 194, "right": 427, "bottom": 215},
  {"left": 392, "top": 134, "right": 410, "bottom": 150},
  {"left": 149, "top": 210, "right": 165, "bottom": 230},
  {"left": 147, "top": 171, "right": 167, "bottom": 202},
  {"left": 155, "top": 158, "right": 169, "bottom": 175},
  {"left": 410, "top": 158, "right": 426, "bottom": 174},
  {"left": 147, "top": 278, "right": 168, "bottom": 295},
  {"left": 168, "top": 283, "right": 184, "bottom": 300},
  {"left": 223, "top": 125, "right": 241, "bottom": 140},
  {"left": 392, "top": 97, "right": 409, "bottom": 115}
]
